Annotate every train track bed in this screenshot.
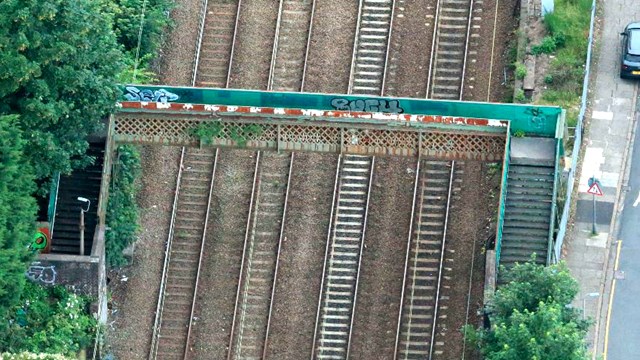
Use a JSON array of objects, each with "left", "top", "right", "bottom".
[
  {"left": 264, "top": 153, "right": 338, "bottom": 360},
  {"left": 302, "top": 0, "right": 359, "bottom": 93},
  {"left": 462, "top": 0, "right": 519, "bottom": 101},
  {"left": 229, "top": 0, "right": 279, "bottom": 89},
  {"left": 384, "top": 0, "right": 438, "bottom": 97},
  {"left": 105, "top": 146, "right": 182, "bottom": 359},
  {"left": 349, "top": 156, "right": 416, "bottom": 359},
  {"left": 431, "top": 161, "right": 501, "bottom": 359},
  {"left": 189, "top": 150, "right": 257, "bottom": 360}
]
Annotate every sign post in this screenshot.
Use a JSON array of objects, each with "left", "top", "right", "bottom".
[{"left": 587, "top": 177, "right": 604, "bottom": 235}]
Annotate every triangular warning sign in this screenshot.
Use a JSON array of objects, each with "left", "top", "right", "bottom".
[{"left": 587, "top": 182, "right": 604, "bottom": 196}]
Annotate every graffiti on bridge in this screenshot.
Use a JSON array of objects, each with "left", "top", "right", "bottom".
[
  {"left": 26, "top": 263, "right": 57, "bottom": 285},
  {"left": 331, "top": 98, "right": 404, "bottom": 114},
  {"left": 124, "top": 86, "right": 179, "bottom": 103}
]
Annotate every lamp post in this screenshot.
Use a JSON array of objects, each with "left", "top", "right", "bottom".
[
  {"left": 77, "top": 197, "right": 91, "bottom": 255},
  {"left": 582, "top": 292, "right": 600, "bottom": 320}
]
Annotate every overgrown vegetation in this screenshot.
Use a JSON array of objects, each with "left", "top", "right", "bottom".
[
  {"left": 0, "top": 282, "right": 97, "bottom": 356},
  {"left": 111, "top": 0, "right": 174, "bottom": 83},
  {"left": 535, "top": 0, "right": 593, "bottom": 127},
  {"left": 0, "top": 117, "right": 38, "bottom": 321},
  {"left": 465, "top": 260, "right": 589, "bottom": 359},
  {"left": 193, "top": 121, "right": 265, "bottom": 147},
  {"left": 0, "top": 0, "right": 172, "bottom": 353},
  {"left": 105, "top": 145, "right": 141, "bottom": 268}
]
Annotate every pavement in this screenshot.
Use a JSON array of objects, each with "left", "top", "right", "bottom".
[{"left": 561, "top": 0, "right": 640, "bottom": 358}]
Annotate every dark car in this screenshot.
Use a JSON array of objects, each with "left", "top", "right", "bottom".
[{"left": 620, "top": 22, "right": 640, "bottom": 78}]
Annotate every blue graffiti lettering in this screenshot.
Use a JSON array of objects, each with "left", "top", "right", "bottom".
[{"left": 124, "top": 86, "right": 179, "bottom": 103}]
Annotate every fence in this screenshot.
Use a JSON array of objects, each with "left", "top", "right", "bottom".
[{"left": 553, "top": 0, "right": 597, "bottom": 261}]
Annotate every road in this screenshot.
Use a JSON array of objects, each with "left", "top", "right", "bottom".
[{"left": 607, "top": 105, "right": 640, "bottom": 359}]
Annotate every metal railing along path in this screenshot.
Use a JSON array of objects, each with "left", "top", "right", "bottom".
[
  {"left": 311, "top": 155, "right": 375, "bottom": 359},
  {"left": 426, "top": 0, "right": 474, "bottom": 100},
  {"left": 394, "top": 161, "right": 456, "bottom": 360},
  {"left": 149, "top": 148, "right": 218, "bottom": 360}
]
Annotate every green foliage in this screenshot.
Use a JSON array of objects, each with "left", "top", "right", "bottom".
[
  {"left": 193, "top": 121, "right": 264, "bottom": 147},
  {"left": 111, "top": 0, "right": 174, "bottom": 57},
  {"left": 0, "top": 282, "right": 96, "bottom": 356},
  {"left": 513, "top": 130, "right": 526, "bottom": 138},
  {"left": 514, "top": 89, "right": 527, "bottom": 103},
  {"left": 0, "top": 0, "right": 124, "bottom": 181},
  {"left": 465, "top": 260, "right": 589, "bottom": 360},
  {"left": 1, "top": 353, "right": 72, "bottom": 360},
  {"left": 105, "top": 145, "right": 141, "bottom": 268},
  {"left": 117, "top": 54, "right": 159, "bottom": 85},
  {"left": 531, "top": 36, "right": 558, "bottom": 55},
  {"left": 514, "top": 62, "right": 527, "bottom": 80},
  {"left": 544, "top": 74, "right": 554, "bottom": 84},
  {"left": 0, "top": 116, "right": 37, "bottom": 321}
]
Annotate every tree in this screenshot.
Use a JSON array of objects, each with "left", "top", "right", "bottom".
[
  {"left": 0, "top": 116, "right": 37, "bottom": 320},
  {"left": 466, "top": 260, "right": 590, "bottom": 360},
  {"left": 0, "top": 0, "right": 123, "bottom": 180}
]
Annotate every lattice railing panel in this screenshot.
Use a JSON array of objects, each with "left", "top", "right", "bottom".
[{"left": 113, "top": 114, "right": 505, "bottom": 160}]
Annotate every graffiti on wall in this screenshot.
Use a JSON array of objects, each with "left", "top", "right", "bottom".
[
  {"left": 331, "top": 98, "right": 404, "bottom": 114},
  {"left": 124, "top": 86, "right": 179, "bottom": 103},
  {"left": 26, "top": 263, "right": 57, "bottom": 285}
]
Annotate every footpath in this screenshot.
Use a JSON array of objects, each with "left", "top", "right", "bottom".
[{"left": 561, "top": 0, "right": 640, "bottom": 358}]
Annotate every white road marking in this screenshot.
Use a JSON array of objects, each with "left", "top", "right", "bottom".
[
  {"left": 633, "top": 191, "right": 640, "bottom": 207},
  {"left": 592, "top": 111, "right": 614, "bottom": 121}
]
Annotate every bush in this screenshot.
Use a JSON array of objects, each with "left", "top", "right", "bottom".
[
  {"left": 531, "top": 36, "right": 558, "bottom": 55},
  {"left": 105, "top": 145, "right": 141, "bottom": 268},
  {"left": 514, "top": 62, "right": 527, "bottom": 80},
  {"left": 0, "top": 282, "right": 96, "bottom": 356},
  {"left": 514, "top": 89, "right": 527, "bottom": 103},
  {"left": 465, "top": 260, "right": 589, "bottom": 360}
]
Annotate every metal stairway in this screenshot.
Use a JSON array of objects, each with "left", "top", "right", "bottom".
[
  {"left": 51, "top": 142, "right": 104, "bottom": 255},
  {"left": 500, "top": 162, "right": 554, "bottom": 267}
]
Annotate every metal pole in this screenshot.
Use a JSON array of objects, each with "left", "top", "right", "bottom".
[
  {"left": 80, "top": 209, "right": 85, "bottom": 255},
  {"left": 592, "top": 193, "right": 597, "bottom": 235}
]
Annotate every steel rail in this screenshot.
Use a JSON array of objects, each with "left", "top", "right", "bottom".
[
  {"left": 300, "top": 0, "right": 318, "bottom": 92},
  {"left": 427, "top": 160, "right": 456, "bottom": 360},
  {"left": 191, "top": 0, "right": 210, "bottom": 87},
  {"left": 425, "top": 0, "right": 443, "bottom": 98},
  {"left": 461, "top": 188, "right": 479, "bottom": 357},
  {"left": 183, "top": 148, "right": 219, "bottom": 359},
  {"left": 458, "top": 0, "right": 476, "bottom": 100},
  {"left": 310, "top": 154, "right": 342, "bottom": 359},
  {"left": 261, "top": 152, "right": 295, "bottom": 358},
  {"left": 346, "top": 0, "right": 365, "bottom": 94},
  {"left": 485, "top": 0, "right": 501, "bottom": 101},
  {"left": 226, "top": 151, "right": 261, "bottom": 360},
  {"left": 345, "top": 156, "right": 375, "bottom": 359},
  {"left": 380, "top": 0, "right": 397, "bottom": 96},
  {"left": 267, "top": 0, "right": 286, "bottom": 91},
  {"left": 149, "top": 147, "right": 186, "bottom": 360},
  {"left": 393, "top": 159, "right": 422, "bottom": 360},
  {"left": 225, "top": 0, "right": 244, "bottom": 88}
]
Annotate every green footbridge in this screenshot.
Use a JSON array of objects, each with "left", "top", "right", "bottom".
[{"left": 55, "top": 85, "right": 567, "bottom": 276}]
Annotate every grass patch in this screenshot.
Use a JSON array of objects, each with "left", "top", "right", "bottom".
[{"left": 535, "top": 0, "right": 592, "bottom": 119}]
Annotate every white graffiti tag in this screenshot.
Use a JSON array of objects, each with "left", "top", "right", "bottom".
[
  {"left": 26, "top": 264, "right": 57, "bottom": 285},
  {"left": 124, "top": 86, "right": 179, "bottom": 103}
]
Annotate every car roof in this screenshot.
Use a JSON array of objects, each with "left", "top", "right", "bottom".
[
  {"left": 628, "top": 25, "right": 640, "bottom": 55},
  {"left": 628, "top": 22, "right": 640, "bottom": 30}
]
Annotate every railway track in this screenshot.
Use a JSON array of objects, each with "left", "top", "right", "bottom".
[
  {"left": 312, "top": 155, "right": 374, "bottom": 359},
  {"left": 194, "top": 0, "right": 241, "bottom": 87},
  {"left": 149, "top": 148, "right": 217, "bottom": 360},
  {"left": 227, "top": 152, "right": 293, "bottom": 359},
  {"left": 348, "top": 0, "right": 395, "bottom": 95},
  {"left": 394, "top": 160, "right": 462, "bottom": 360},
  {"left": 426, "top": 0, "right": 474, "bottom": 100},
  {"left": 269, "top": 0, "right": 316, "bottom": 92}
]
